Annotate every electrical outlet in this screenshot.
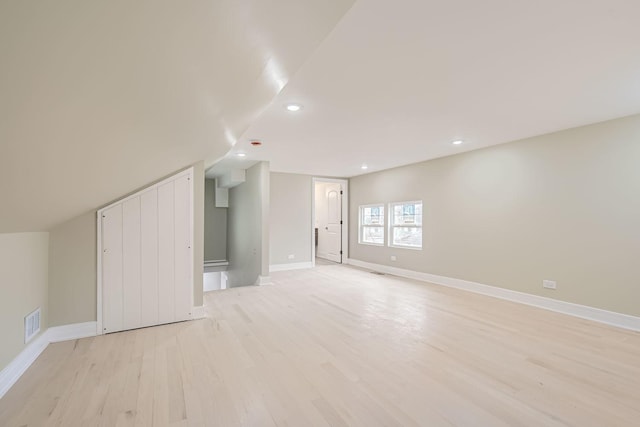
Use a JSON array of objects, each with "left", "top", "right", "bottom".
[
  {"left": 390, "top": 255, "right": 397, "bottom": 261},
  {"left": 543, "top": 280, "right": 557, "bottom": 290},
  {"left": 288, "top": 254, "right": 295, "bottom": 260}
]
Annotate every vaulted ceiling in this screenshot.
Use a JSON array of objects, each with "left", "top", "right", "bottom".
[
  {"left": 5, "top": 0, "right": 640, "bottom": 232},
  {"left": 230, "top": 0, "right": 640, "bottom": 177},
  {"left": 0, "top": 0, "right": 354, "bottom": 232}
]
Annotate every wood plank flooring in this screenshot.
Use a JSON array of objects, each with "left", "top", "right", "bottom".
[{"left": 1, "top": 264, "right": 639, "bottom": 426}]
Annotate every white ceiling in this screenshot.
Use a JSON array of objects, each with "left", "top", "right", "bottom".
[
  {"left": 5, "top": 0, "right": 640, "bottom": 232},
  {"left": 0, "top": 0, "right": 354, "bottom": 232},
  {"left": 232, "top": 0, "right": 640, "bottom": 178}
]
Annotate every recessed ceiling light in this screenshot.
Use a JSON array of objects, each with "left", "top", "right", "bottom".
[
  {"left": 285, "top": 103, "right": 302, "bottom": 112},
  {"left": 361, "top": 164, "right": 368, "bottom": 170},
  {"left": 452, "top": 140, "right": 463, "bottom": 145},
  {"left": 236, "top": 153, "right": 246, "bottom": 157}
]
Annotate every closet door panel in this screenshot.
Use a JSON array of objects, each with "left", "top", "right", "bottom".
[
  {"left": 174, "top": 175, "right": 192, "bottom": 321},
  {"left": 102, "top": 204, "right": 123, "bottom": 333},
  {"left": 158, "top": 181, "right": 176, "bottom": 324},
  {"left": 100, "top": 169, "right": 193, "bottom": 334},
  {"left": 140, "top": 189, "right": 159, "bottom": 327},
  {"left": 122, "top": 197, "right": 141, "bottom": 330}
]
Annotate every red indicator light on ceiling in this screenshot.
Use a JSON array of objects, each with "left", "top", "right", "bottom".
[{"left": 250, "top": 140, "right": 262, "bottom": 146}]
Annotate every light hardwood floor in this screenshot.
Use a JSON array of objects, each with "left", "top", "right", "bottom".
[{"left": 1, "top": 265, "right": 639, "bottom": 426}]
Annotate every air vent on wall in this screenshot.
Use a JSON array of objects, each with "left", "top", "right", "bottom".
[{"left": 24, "top": 307, "right": 41, "bottom": 343}]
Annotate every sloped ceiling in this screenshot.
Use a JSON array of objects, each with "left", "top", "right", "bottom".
[
  {"left": 0, "top": 0, "right": 354, "bottom": 232},
  {"left": 234, "top": 0, "right": 640, "bottom": 178}
]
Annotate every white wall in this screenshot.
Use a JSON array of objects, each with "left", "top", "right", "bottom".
[
  {"left": 270, "top": 173, "right": 313, "bottom": 266},
  {"left": 349, "top": 114, "right": 640, "bottom": 317},
  {"left": 226, "top": 162, "right": 270, "bottom": 287},
  {"left": 0, "top": 232, "right": 49, "bottom": 371}
]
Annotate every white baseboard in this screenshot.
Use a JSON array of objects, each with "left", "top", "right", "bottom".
[
  {"left": 0, "top": 331, "right": 49, "bottom": 399},
  {"left": 192, "top": 306, "right": 205, "bottom": 319},
  {"left": 0, "top": 321, "right": 98, "bottom": 400},
  {"left": 48, "top": 321, "right": 97, "bottom": 343},
  {"left": 346, "top": 258, "right": 640, "bottom": 332},
  {"left": 203, "top": 271, "right": 222, "bottom": 292},
  {"left": 255, "top": 275, "right": 272, "bottom": 286},
  {"left": 269, "top": 261, "right": 314, "bottom": 273}
]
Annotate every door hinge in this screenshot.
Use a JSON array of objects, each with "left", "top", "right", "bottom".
[
  {"left": 340, "top": 190, "right": 343, "bottom": 195},
  {"left": 340, "top": 220, "right": 343, "bottom": 225},
  {"left": 340, "top": 250, "right": 343, "bottom": 255}
]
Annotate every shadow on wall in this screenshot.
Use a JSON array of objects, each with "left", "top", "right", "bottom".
[{"left": 204, "top": 161, "right": 270, "bottom": 289}]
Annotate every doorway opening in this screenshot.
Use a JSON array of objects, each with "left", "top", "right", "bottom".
[{"left": 312, "top": 178, "right": 348, "bottom": 266}]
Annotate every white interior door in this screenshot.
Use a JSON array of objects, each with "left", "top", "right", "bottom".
[
  {"left": 100, "top": 168, "right": 193, "bottom": 334},
  {"left": 317, "top": 182, "right": 342, "bottom": 263}
]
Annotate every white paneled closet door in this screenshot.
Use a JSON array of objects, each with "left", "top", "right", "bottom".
[
  {"left": 102, "top": 204, "right": 123, "bottom": 333},
  {"left": 100, "top": 168, "right": 193, "bottom": 334},
  {"left": 122, "top": 197, "right": 142, "bottom": 330},
  {"left": 173, "top": 174, "right": 192, "bottom": 321},
  {"left": 140, "top": 189, "right": 159, "bottom": 328}
]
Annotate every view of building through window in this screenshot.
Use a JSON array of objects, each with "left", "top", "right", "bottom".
[
  {"left": 390, "top": 201, "right": 422, "bottom": 248},
  {"left": 359, "top": 204, "right": 384, "bottom": 245}
]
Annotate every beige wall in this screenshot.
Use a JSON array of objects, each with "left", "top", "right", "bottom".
[
  {"left": 0, "top": 232, "right": 49, "bottom": 371},
  {"left": 48, "top": 212, "right": 96, "bottom": 327},
  {"left": 270, "top": 173, "right": 313, "bottom": 265},
  {"left": 227, "top": 162, "right": 270, "bottom": 287},
  {"left": 260, "top": 164, "right": 270, "bottom": 278},
  {"left": 204, "top": 179, "right": 227, "bottom": 261},
  {"left": 349, "top": 114, "right": 640, "bottom": 317},
  {"left": 193, "top": 162, "right": 204, "bottom": 307}
]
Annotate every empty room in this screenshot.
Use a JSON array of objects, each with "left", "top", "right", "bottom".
[{"left": 1, "top": 1, "right": 639, "bottom": 426}]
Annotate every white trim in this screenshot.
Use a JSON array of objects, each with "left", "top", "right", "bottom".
[
  {"left": 346, "top": 258, "right": 640, "bottom": 332},
  {"left": 255, "top": 275, "right": 273, "bottom": 286},
  {"left": 99, "top": 167, "right": 194, "bottom": 212},
  {"left": 188, "top": 168, "right": 195, "bottom": 321},
  {"left": 358, "top": 203, "right": 385, "bottom": 246},
  {"left": 97, "top": 167, "right": 195, "bottom": 336},
  {"left": 192, "top": 306, "right": 205, "bottom": 319},
  {"left": 269, "top": 261, "right": 314, "bottom": 272},
  {"left": 312, "top": 177, "right": 349, "bottom": 267},
  {"left": 0, "top": 321, "right": 99, "bottom": 400},
  {"left": 388, "top": 200, "right": 423, "bottom": 250},
  {"left": 0, "top": 331, "right": 49, "bottom": 399},
  {"left": 48, "top": 322, "right": 97, "bottom": 343},
  {"left": 96, "top": 210, "right": 103, "bottom": 335}
]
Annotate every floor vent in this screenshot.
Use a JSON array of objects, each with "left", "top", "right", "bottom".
[
  {"left": 24, "top": 307, "right": 41, "bottom": 343},
  {"left": 370, "top": 271, "right": 386, "bottom": 275}
]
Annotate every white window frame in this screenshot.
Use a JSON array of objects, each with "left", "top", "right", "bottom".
[
  {"left": 388, "top": 200, "right": 423, "bottom": 250},
  {"left": 358, "top": 203, "right": 385, "bottom": 246}
]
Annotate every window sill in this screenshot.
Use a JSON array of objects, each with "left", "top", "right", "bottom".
[
  {"left": 388, "top": 244, "right": 422, "bottom": 250},
  {"left": 358, "top": 241, "right": 384, "bottom": 247}
]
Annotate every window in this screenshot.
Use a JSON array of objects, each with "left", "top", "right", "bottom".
[
  {"left": 389, "top": 201, "right": 422, "bottom": 249},
  {"left": 359, "top": 204, "right": 385, "bottom": 245}
]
